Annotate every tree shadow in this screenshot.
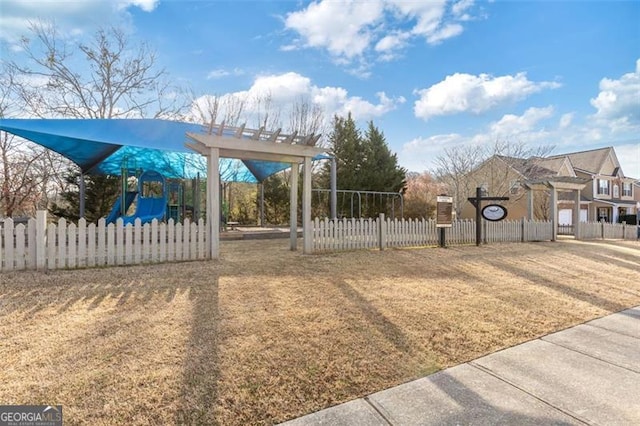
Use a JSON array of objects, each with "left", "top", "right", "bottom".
[
  {"left": 331, "top": 278, "right": 412, "bottom": 354},
  {"left": 482, "top": 258, "right": 628, "bottom": 312},
  {"left": 175, "top": 278, "right": 220, "bottom": 425}
]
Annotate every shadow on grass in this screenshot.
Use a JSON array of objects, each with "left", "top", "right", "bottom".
[
  {"left": 332, "top": 278, "right": 412, "bottom": 354},
  {"left": 0, "top": 267, "right": 191, "bottom": 316},
  {"left": 176, "top": 278, "right": 220, "bottom": 425},
  {"left": 482, "top": 258, "right": 629, "bottom": 312}
]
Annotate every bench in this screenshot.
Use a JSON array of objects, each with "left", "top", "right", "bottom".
[{"left": 226, "top": 221, "right": 239, "bottom": 230}]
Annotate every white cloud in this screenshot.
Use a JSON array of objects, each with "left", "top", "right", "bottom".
[
  {"left": 0, "top": 0, "right": 158, "bottom": 45},
  {"left": 426, "top": 23, "right": 463, "bottom": 45},
  {"left": 559, "top": 112, "right": 574, "bottom": 129},
  {"left": 414, "top": 72, "right": 561, "bottom": 120},
  {"left": 452, "top": 0, "right": 475, "bottom": 18},
  {"left": 375, "top": 32, "right": 410, "bottom": 53},
  {"left": 386, "top": 0, "right": 447, "bottom": 37},
  {"left": 284, "top": 0, "right": 385, "bottom": 59},
  {"left": 614, "top": 143, "right": 640, "bottom": 179},
  {"left": 283, "top": 0, "right": 478, "bottom": 67},
  {"left": 206, "top": 68, "right": 245, "bottom": 80},
  {"left": 116, "top": 0, "right": 158, "bottom": 13},
  {"left": 207, "top": 69, "right": 230, "bottom": 79},
  {"left": 191, "top": 71, "right": 404, "bottom": 127},
  {"left": 489, "top": 106, "right": 554, "bottom": 136},
  {"left": 590, "top": 59, "right": 640, "bottom": 132},
  {"left": 398, "top": 133, "right": 467, "bottom": 172}
]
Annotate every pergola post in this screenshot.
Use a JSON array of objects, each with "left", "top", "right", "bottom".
[
  {"left": 330, "top": 156, "right": 337, "bottom": 220},
  {"left": 303, "top": 156, "right": 313, "bottom": 254},
  {"left": 79, "top": 172, "right": 86, "bottom": 219},
  {"left": 290, "top": 163, "right": 299, "bottom": 251},
  {"left": 527, "top": 186, "right": 534, "bottom": 220},
  {"left": 573, "top": 188, "right": 581, "bottom": 239},
  {"left": 207, "top": 147, "right": 220, "bottom": 259},
  {"left": 550, "top": 184, "right": 558, "bottom": 241}
]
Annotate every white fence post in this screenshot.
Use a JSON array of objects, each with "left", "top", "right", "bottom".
[
  {"left": 36, "top": 210, "right": 47, "bottom": 271},
  {"left": 378, "top": 213, "right": 386, "bottom": 251}
]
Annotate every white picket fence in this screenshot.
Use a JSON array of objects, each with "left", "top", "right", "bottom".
[
  {"left": 579, "top": 221, "right": 639, "bottom": 240},
  {"left": 313, "top": 216, "right": 554, "bottom": 252},
  {"left": 0, "top": 211, "right": 208, "bottom": 272}
]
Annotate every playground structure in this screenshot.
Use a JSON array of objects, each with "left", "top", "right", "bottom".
[
  {"left": 0, "top": 118, "right": 325, "bottom": 257},
  {"left": 105, "top": 156, "right": 204, "bottom": 226},
  {"left": 105, "top": 165, "right": 169, "bottom": 226}
]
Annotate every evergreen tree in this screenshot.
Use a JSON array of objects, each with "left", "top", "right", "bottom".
[
  {"left": 319, "top": 115, "right": 406, "bottom": 218},
  {"left": 49, "top": 167, "right": 120, "bottom": 223},
  {"left": 362, "top": 121, "right": 406, "bottom": 192},
  {"left": 262, "top": 172, "right": 290, "bottom": 225},
  {"left": 320, "top": 113, "right": 364, "bottom": 191}
]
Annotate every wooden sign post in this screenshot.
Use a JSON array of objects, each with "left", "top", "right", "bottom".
[
  {"left": 436, "top": 195, "right": 453, "bottom": 247},
  {"left": 467, "top": 187, "right": 509, "bottom": 246}
]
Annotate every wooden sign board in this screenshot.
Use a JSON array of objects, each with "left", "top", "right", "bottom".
[{"left": 436, "top": 196, "right": 453, "bottom": 228}]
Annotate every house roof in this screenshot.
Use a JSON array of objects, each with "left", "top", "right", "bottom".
[
  {"left": 548, "top": 146, "right": 614, "bottom": 175},
  {"left": 496, "top": 155, "right": 558, "bottom": 179}
]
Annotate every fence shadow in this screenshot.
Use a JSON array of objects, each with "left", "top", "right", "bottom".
[{"left": 0, "top": 265, "right": 193, "bottom": 316}]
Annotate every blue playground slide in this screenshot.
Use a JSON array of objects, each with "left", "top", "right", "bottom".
[
  {"left": 106, "top": 170, "right": 168, "bottom": 225},
  {"left": 105, "top": 191, "right": 138, "bottom": 225},
  {"left": 122, "top": 170, "right": 167, "bottom": 225}
]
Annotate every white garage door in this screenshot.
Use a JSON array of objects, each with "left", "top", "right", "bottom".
[{"left": 559, "top": 209, "right": 572, "bottom": 225}]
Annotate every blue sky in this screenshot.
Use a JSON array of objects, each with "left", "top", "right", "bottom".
[{"left": 1, "top": 0, "right": 639, "bottom": 177}]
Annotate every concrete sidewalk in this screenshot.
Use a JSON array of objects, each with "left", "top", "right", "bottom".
[{"left": 280, "top": 306, "right": 640, "bottom": 426}]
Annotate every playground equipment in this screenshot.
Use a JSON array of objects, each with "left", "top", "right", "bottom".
[
  {"left": 312, "top": 189, "right": 404, "bottom": 219},
  {"left": 106, "top": 170, "right": 168, "bottom": 225}
]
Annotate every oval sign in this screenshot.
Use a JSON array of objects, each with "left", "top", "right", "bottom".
[{"left": 482, "top": 204, "right": 508, "bottom": 221}]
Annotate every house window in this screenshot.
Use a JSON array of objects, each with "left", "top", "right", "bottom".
[
  {"left": 622, "top": 182, "right": 632, "bottom": 197},
  {"left": 597, "top": 179, "right": 610, "bottom": 195},
  {"left": 613, "top": 184, "right": 619, "bottom": 198}
]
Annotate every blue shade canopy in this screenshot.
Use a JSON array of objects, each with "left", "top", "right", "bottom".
[{"left": 0, "top": 118, "right": 312, "bottom": 182}]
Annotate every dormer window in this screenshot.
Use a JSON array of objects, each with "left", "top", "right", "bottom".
[
  {"left": 597, "top": 179, "right": 610, "bottom": 195},
  {"left": 622, "top": 182, "right": 633, "bottom": 197},
  {"left": 613, "top": 184, "right": 619, "bottom": 198}
]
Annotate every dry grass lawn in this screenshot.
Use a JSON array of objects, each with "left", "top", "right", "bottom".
[{"left": 1, "top": 238, "right": 639, "bottom": 425}]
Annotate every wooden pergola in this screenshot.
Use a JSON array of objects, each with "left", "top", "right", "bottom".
[
  {"left": 523, "top": 177, "right": 589, "bottom": 240},
  {"left": 186, "top": 123, "right": 326, "bottom": 259}
]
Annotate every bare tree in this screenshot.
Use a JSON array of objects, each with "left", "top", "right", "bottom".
[
  {"left": 434, "top": 140, "right": 554, "bottom": 216},
  {"left": 0, "top": 63, "right": 53, "bottom": 217},
  {"left": 287, "top": 96, "right": 327, "bottom": 145},
  {"left": 1, "top": 21, "right": 191, "bottom": 218},
  {"left": 191, "top": 92, "right": 248, "bottom": 128},
  {"left": 251, "top": 92, "right": 281, "bottom": 131},
  {"left": 433, "top": 144, "right": 484, "bottom": 216},
  {"left": 9, "top": 21, "right": 189, "bottom": 119}
]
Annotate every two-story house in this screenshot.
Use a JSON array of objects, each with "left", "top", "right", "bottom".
[
  {"left": 459, "top": 146, "right": 638, "bottom": 223},
  {"left": 549, "top": 147, "right": 638, "bottom": 223}
]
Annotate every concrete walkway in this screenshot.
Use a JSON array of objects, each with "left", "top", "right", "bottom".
[{"left": 280, "top": 306, "right": 640, "bottom": 426}]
